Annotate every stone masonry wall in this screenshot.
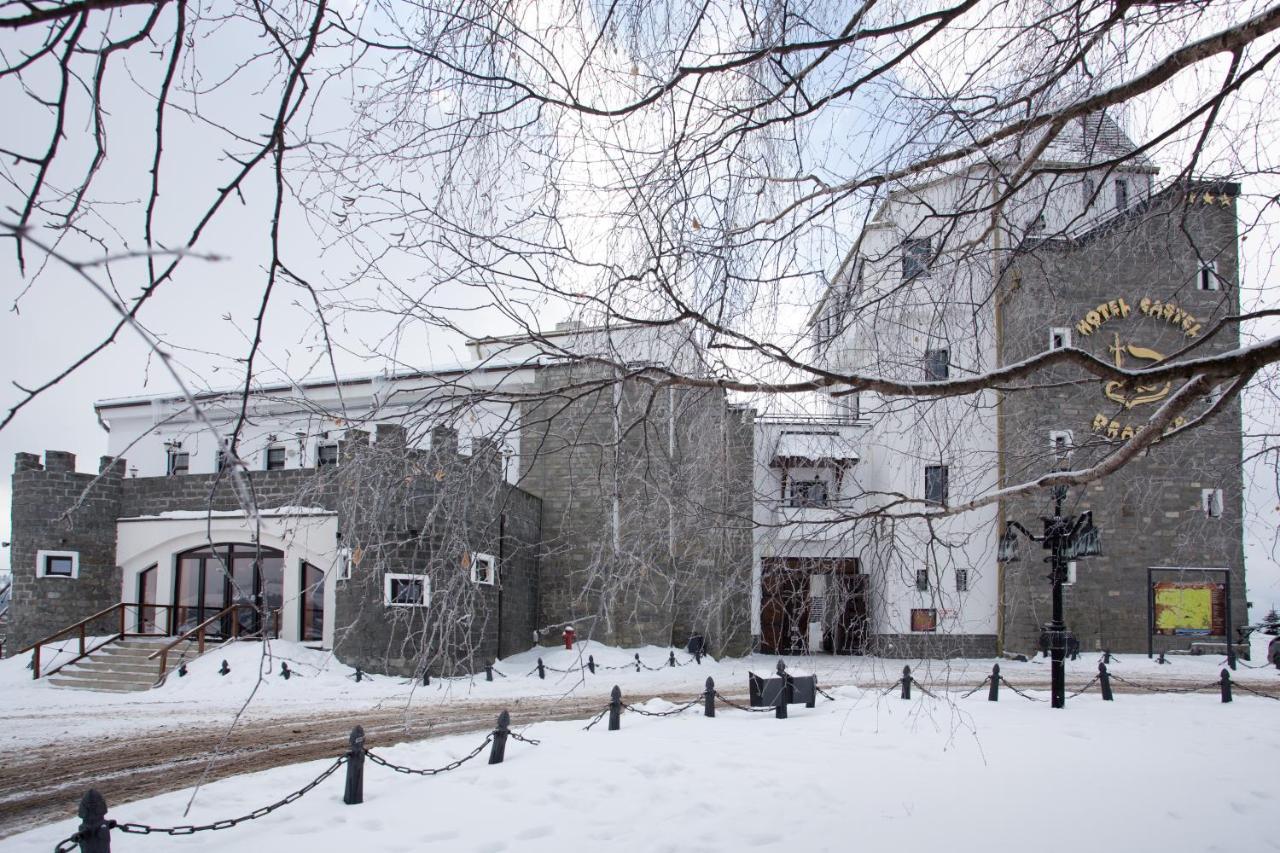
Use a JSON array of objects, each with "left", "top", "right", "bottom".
[
  {"left": 7, "top": 452, "right": 124, "bottom": 653},
  {"left": 999, "top": 182, "right": 1246, "bottom": 655}
]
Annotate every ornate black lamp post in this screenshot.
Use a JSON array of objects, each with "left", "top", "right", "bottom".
[{"left": 997, "top": 484, "right": 1102, "bottom": 709}]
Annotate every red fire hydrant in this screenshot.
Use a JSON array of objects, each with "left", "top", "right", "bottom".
[{"left": 563, "top": 625, "right": 575, "bottom": 650}]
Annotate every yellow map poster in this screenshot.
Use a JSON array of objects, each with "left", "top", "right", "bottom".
[{"left": 1153, "top": 582, "right": 1224, "bottom": 636}]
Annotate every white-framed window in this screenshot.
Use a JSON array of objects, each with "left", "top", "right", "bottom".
[
  {"left": 1049, "top": 430, "right": 1073, "bottom": 464},
  {"left": 1049, "top": 327, "right": 1072, "bottom": 351},
  {"left": 37, "top": 549, "right": 79, "bottom": 579},
  {"left": 955, "top": 568, "right": 969, "bottom": 592},
  {"left": 337, "top": 546, "right": 354, "bottom": 580},
  {"left": 265, "top": 445, "right": 287, "bottom": 471},
  {"left": 1202, "top": 488, "right": 1224, "bottom": 519},
  {"left": 1198, "top": 260, "right": 1219, "bottom": 291},
  {"left": 384, "top": 573, "right": 429, "bottom": 607},
  {"left": 467, "top": 552, "right": 497, "bottom": 585},
  {"left": 915, "top": 569, "right": 929, "bottom": 591}
]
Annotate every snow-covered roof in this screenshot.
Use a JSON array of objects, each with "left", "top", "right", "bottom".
[{"left": 770, "top": 431, "right": 859, "bottom": 468}]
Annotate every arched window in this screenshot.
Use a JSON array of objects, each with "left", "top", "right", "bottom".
[{"left": 174, "top": 544, "right": 284, "bottom": 636}]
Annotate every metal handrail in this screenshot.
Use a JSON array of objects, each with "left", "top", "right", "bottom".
[
  {"left": 149, "top": 603, "right": 281, "bottom": 685},
  {"left": 19, "top": 602, "right": 176, "bottom": 680}
]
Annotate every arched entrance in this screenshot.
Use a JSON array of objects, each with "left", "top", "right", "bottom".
[{"left": 174, "top": 543, "right": 284, "bottom": 636}]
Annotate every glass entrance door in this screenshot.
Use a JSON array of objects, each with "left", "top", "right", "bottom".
[{"left": 173, "top": 544, "right": 284, "bottom": 637}]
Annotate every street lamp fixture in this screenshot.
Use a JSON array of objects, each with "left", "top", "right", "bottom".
[{"left": 997, "top": 484, "right": 1103, "bottom": 709}]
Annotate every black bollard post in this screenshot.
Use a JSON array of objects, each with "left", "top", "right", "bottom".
[
  {"left": 704, "top": 677, "right": 715, "bottom": 718},
  {"left": 177, "top": 662, "right": 188, "bottom": 677},
  {"left": 76, "top": 789, "right": 112, "bottom": 853},
  {"left": 668, "top": 651, "right": 677, "bottom": 668},
  {"left": 354, "top": 666, "right": 363, "bottom": 683},
  {"left": 489, "top": 710, "right": 511, "bottom": 764},
  {"left": 1157, "top": 652, "right": 1168, "bottom": 665},
  {"left": 1103, "top": 649, "right": 1112, "bottom": 665},
  {"left": 344, "top": 725, "right": 365, "bottom": 805},
  {"left": 901, "top": 665, "right": 912, "bottom": 700},
  {"left": 422, "top": 669, "right": 430, "bottom": 686},
  {"left": 219, "top": 659, "right": 230, "bottom": 676},
  {"left": 281, "top": 662, "right": 291, "bottom": 680},
  {"left": 486, "top": 663, "right": 493, "bottom": 682},
  {"left": 537, "top": 658, "right": 545, "bottom": 679},
  {"left": 608, "top": 686, "right": 622, "bottom": 731},
  {"left": 1099, "top": 663, "right": 1113, "bottom": 701},
  {"left": 694, "top": 648, "right": 702, "bottom": 665},
  {"left": 634, "top": 653, "right": 641, "bottom": 673},
  {"left": 989, "top": 664, "right": 1000, "bottom": 702},
  {"left": 775, "top": 682, "right": 788, "bottom": 719},
  {"left": 587, "top": 655, "right": 596, "bottom": 675},
  {"left": 1220, "top": 668, "right": 1233, "bottom": 703}
]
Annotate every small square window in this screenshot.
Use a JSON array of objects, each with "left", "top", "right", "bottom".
[
  {"left": 384, "top": 573, "right": 430, "bottom": 607},
  {"left": 1198, "top": 260, "right": 1219, "bottom": 291},
  {"left": 910, "top": 608, "right": 937, "bottom": 632},
  {"left": 1049, "top": 430, "right": 1073, "bottom": 464},
  {"left": 265, "top": 446, "right": 287, "bottom": 471},
  {"left": 955, "top": 569, "right": 968, "bottom": 592},
  {"left": 1049, "top": 328, "right": 1071, "bottom": 351},
  {"left": 467, "top": 552, "right": 497, "bottom": 585},
  {"left": 1202, "top": 488, "right": 1224, "bottom": 519},
  {"left": 316, "top": 442, "right": 340, "bottom": 468},
  {"left": 915, "top": 569, "right": 929, "bottom": 592},
  {"left": 787, "top": 478, "right": 830, "bottom": 508},
  {"left": 924, "top": 465, "right": 949, "bottom": 505},
  {"left": 166, "top": 450, "right": 189, "bottom": 476},
  {"left": 924, "top": 348, "right": 950, "bottom": 381},
  {"left": 37, "top": 550, "right": 79, "bottom": 579},
  {"left": 902, "top": 237, "right": 932, "bottom": 280}
]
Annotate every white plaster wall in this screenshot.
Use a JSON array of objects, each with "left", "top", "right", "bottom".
[{"left": 115, "top": 512, "right": 339, "bottom": 647}]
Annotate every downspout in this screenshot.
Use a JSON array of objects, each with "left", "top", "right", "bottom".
[{"left": 993, "top": 174, "right": 1007, "bottom": 657}]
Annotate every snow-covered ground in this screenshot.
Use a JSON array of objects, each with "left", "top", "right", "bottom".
[
  {"left": 3, "top": 678, "right": 1278, "bottom": 852},
  {"left": 3, "top": 634, "right": 1277, "bottom": 750}
]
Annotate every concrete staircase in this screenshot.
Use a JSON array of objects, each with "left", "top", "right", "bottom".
[{"left": 47, "top": 637, "right": 201, "bottom": 692}]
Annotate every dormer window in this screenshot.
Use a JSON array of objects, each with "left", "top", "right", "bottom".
[{"left": 1115, "top": 178, "right": 1129, "bottom": 212}]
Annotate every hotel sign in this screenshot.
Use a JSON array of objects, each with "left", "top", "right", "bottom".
[{"left": 1073, "top": 296, "right": 1200, "bottom": 440}]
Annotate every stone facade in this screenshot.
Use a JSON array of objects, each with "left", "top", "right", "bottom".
[
  {"left": 998, "top": 181, "right": 1246, "bottom": 655},
  {"left": 518, "top": 366, "right": 755, "bottom": 656},
  {"left": 7, "top": 427, "right": 543, "bottom": 676}
]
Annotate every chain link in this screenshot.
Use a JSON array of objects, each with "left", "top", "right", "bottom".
[
  {"left": 363, "top": 737, "right": 491, "bottom": 776},
  {"left": 1107, "top": 673, "right": 1220, "bottom": 694},
  {"left": 815, "top": 685, "right": 837, "bottom": 701},
  {"left": 1066, "top": 674, "right": 1100, "bottom": 698},
  {"left": 713, "top": 691, "right": 775, "bottom": 712},
  {"left": 509, "top": 730, "right": 542, "bottom": 745},
  {"left": 583, "top": 707, "right": 610, "bottom": 730},
  {"left": 623, "top": 698, "right": 701, "bottom": 717},
  {"left": 100, "top": 756, "right": 347, "bottom": 840},
  {"left": 998, "top": 677, "right": 1045, "bottom": 702},
  {"left": 1235, "top": 679, "right": 1280, "bottom": 698},
  {"left": 959, "top": 676, "right": 992, "bottom": 699}
]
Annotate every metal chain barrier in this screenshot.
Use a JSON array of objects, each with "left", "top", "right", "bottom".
[
  {"left": 1066, "top": 674, "right": 1100, "bottom": 698},
  {"left": 363, "top": 737, "right": 492, "bottom": 776},
  {"left": 1232, "top": 682, "right": 1280, "bottom": 701},
  {"left": 53, "top": 756, "right": 348, "bottom": 848},
  {"left": 999, "top": 677, "right": 1045, "bottom": 702},
  {"left": 815, "top": 685, "right": 837, "bottom": 701},
  {"left": 713, "top": 691, "right": 775, "bottom": 713},
  {"left": 1107, "top": 673, "right": 1220, "bottom": 694},
  {"left": 909, "top": 679, "right": 942, "bottom": 699},
  {"left": 959, "top": 676, "right": 992, "bottom": 699},
  {"left": 583, "top": 707, "right": 610, "bottom": 730},
  {"left": 623, "top": 698, "right": 702, "bottom": 717},
  {"left": 879, "top": 678, "right": 905, "bottom": 696},
  {"left": 509, "top": 730, "right": 542, "bottom": 745}
]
